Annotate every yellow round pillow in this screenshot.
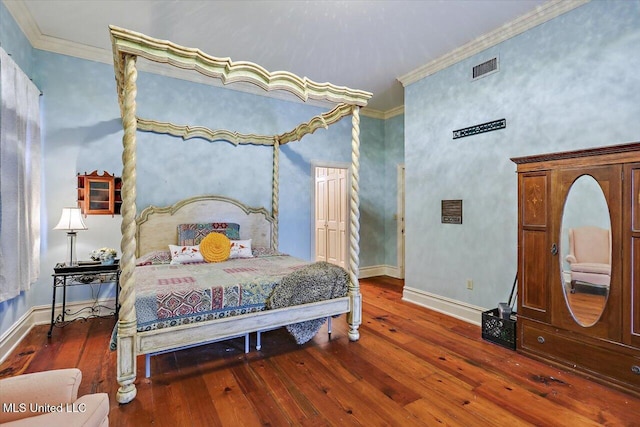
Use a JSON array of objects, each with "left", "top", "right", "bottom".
[{"left": 199, "top": 232, "right": 231, "bottom": 263}]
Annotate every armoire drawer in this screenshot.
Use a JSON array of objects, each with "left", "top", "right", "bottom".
[{"left": 520, "top": 320, "right": 640, "bottom": 392}]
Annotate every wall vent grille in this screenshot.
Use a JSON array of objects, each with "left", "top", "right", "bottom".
[{"left": 472, "top": 57, "right": 498, "bottom": 80}]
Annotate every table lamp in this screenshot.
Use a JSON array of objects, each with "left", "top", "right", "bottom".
[{"left": 54, "top": 207, "right": 88, "bottom": 266}]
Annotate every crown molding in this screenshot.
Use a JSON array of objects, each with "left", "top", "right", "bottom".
[
  {"left": 3, "top": 0, "right": 40, "bottom": 45},
  {"left": 398, "top": 0, "right": 590, "bottom": 87},
  {"left": 3, "top": 0, "right": 111, "bottom": 61},
  {"left": 362, "top": 105, "right": 404, "bottom": 120},
  {"left": 383, "top": 105, "right": 404, "bottom": 119},
  {"left": 361, "top": 108, "right": 385, "bottom": 120}
]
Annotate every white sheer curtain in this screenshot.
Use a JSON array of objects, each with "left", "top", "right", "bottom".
[{"left": 0, "top": 47, "right": 41, "bottom": 302}]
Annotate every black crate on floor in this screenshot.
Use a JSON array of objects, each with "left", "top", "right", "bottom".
[{"left": 482, "top": 308, "right": 516, "bottom": 350}]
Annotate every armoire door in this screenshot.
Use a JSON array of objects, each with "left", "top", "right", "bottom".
[
  {"left": 552, "top": 164, "right": 622, "bottom": 341},
  {"left": 518, "top": 171, "right": 551, "bottom": 323},
  {"left": 315, "top": 167, "right": 348, "bottom": 268},
  {"left": 624, "top": 162, "right": 640, "bottom": 348}
]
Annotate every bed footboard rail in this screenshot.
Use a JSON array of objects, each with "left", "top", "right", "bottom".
[{"left": 136, "top": 296, "right": 351, "bottom": 356}]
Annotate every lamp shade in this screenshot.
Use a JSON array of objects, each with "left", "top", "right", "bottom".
[{"left": 54, "top": 207, "right": 88, "bottom": 231}]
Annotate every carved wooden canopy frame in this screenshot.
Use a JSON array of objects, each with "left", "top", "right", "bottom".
[{"left": 109, "top": 25, "right": 371, "bottom": 403}]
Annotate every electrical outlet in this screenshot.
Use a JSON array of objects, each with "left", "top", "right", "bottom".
[{"left": 466, "top": 279, "right": 473, "bottom": 290}]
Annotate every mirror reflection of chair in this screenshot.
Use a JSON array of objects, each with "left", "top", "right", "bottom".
[{"left": 565, "top": 226, "right": 611, "bottom": 294}]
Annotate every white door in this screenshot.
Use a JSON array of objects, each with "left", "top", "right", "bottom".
[{"left": 315, "top": 167, "right": 348, "bottom": 268}]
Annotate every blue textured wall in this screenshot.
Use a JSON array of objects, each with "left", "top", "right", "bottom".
[
  {"left": 359, "top": 116, "right": 385, "bottom": 267},
  {"left": 404, "top": 1, "right": 640, "bottom": 309}
]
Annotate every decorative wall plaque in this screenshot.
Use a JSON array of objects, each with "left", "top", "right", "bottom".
[
  {"left": 453, "top": 118, "right": 506, "bottom": 139},
  {"left": 442, "top": 200, "right": 462, "bottom": 224}
]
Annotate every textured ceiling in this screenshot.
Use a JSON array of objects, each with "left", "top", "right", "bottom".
[{"left": 8, "top": 0, "right": 553, "bottom": 113}]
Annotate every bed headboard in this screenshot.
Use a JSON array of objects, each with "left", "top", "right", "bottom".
[{"left": 135, "top": 195, "right": 274, "bottom": 257}]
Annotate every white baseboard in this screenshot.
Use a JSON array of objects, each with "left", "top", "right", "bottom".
[
  {"left": 359, "top": 264, "right": 403, "bottom": 279},
  {"left": 402, "top": 286, "right": 485, "bottom": 326},
  {"left": 0, "top": 308, "right": 37, "bottom": 365},
  {"left": 0, "top": 298, "right": 116, "bottom": 364}
]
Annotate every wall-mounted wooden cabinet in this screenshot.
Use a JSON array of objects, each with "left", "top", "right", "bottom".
[{"left": 77, "top": 171, "right": 122, "bottom": 216}]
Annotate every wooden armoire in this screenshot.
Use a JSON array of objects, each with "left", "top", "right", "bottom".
[{"left": 511, "top": 142, "right": 640, "bottom": 396}]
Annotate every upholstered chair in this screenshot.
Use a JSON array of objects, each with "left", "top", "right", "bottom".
[
  {"left": 0, "top": 368, "right": 109, "bottom": 426},
  {"left": 565, "top": 226, "right": 611, "bottom": 292}
]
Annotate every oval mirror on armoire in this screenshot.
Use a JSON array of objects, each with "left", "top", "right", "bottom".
[{"left": 560, "top": 175, "right": 611, "bottom": 327}]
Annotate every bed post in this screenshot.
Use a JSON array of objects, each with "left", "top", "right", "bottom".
[
  {"left": 116, "top": 53, "right": 138, "bottom": 404},
  {"left": 348, "top": 106, "right": 362, "bottom": 341},
  {"left": 272, "top": 137, "right": 280, "bottom": 250}
]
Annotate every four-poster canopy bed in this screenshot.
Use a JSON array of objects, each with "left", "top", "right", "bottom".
[{"left": 109, "top": 26, "right": 372, "bottom": 404}]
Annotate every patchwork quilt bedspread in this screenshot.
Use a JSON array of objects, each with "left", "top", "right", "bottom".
[{"left": 135, "top": 255, "right": 310, "bottom": 331}]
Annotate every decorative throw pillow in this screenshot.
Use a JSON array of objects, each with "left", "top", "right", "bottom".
[
  {"left": 200, "top": 232, "right": 231, "bottom": 263},
  {"left": 136, "top": 250, "right": 171, "bottom": 266},
  {"left": 230, "top": 239, "right": 253, "bottom": 259},
  {"left": 169, "top": 245, "right": 204, "bottom": 264},
  {"left": 177, "top": 223, "right": 240, "bottom": 246}
]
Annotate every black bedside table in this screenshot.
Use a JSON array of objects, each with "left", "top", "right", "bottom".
[{"left": 49, "top": 260, "right": 121, "bottom": 337}]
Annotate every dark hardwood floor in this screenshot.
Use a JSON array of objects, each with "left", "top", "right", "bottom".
[{"left": 2, "top": 276, "right": 639, "bottom": 426}]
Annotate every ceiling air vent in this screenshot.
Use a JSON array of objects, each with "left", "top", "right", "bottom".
[{"left": 472, "top": 57, "right": 498, "bottom": 80}]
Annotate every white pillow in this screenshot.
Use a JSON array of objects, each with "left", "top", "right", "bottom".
[
  {"left": 169, "top": 245, "right": 204, "bottom": 264},
  {"left": 230, "top": 239, "right": 253, "bottom": 258}
]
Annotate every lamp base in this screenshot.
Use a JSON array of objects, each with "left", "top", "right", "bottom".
[{"left": 66, "top": 231, "right": 78, "bottom": 266}]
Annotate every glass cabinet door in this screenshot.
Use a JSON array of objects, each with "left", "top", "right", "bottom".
[{"left": 87, "top": 178, "right": 114, "bottom": 213}]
